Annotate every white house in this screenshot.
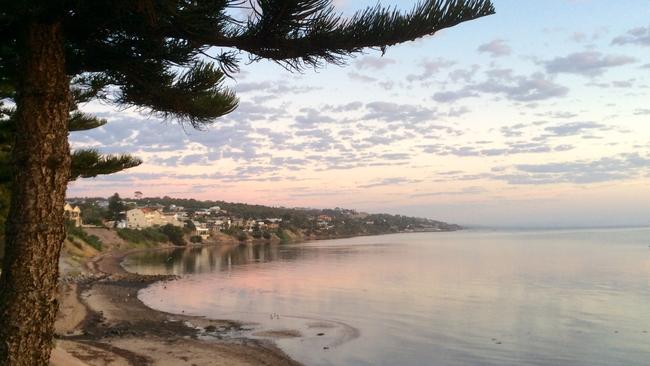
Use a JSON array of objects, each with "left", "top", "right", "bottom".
[
  {"left": 64, "top": 203, "right": 82, "bottom": 227},
  {"left": 192, "top": 221, "right": 210, "bottom": 239},
  {"left": 126, "top": 208, "right": 184, "bottom": 229},
  {"left": 126, "top": 208, "right": 148, "bottom": 229}
]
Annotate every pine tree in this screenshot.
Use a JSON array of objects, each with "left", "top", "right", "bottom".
[
  {"left": 0, "top": 1, "right": 494, "bottom": 363},
  {"left": 0, "top": 89, "right": 141, "bottom": 260}
]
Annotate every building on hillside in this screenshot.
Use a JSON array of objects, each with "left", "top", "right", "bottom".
[
  {"left": 208, "top": 206, "right": 221, "bottom": 213},
  {"left": 64, "top": 203, "right": 82, "bottom": 227},
  {"left": 318, "top": 215, "right": 333, "bottom": 222},
  {"left": 266, "top": 221, "right": 280, "bottom": 230},
  {"left": 206, "top": 218, "right": 228, "bottom": 231},
  {"left": 244, "top": 219, "right": 258, "bottom": 232},
  {"left": 126, "top": 208, "right": 148, "bottom": 229},
  {"left": 193, "top": 209, "right": 210, "bottom": 216},
  {"left": 192, "top": 221, "right": 210, "bottom": 239},
  {"left": 168, "top": 204, "right": 185, "bottom": 212},
  {"left": 126, "top": 208, "right": 184, "bottom": 229}
]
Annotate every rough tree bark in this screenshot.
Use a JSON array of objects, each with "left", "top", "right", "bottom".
[{"left": 0, "top": 21, "right": 71, "bottom": 365}]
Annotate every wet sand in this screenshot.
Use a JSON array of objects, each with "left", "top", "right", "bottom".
[{"left": 51, "top": 249, "right": 301, "bottom": 366}]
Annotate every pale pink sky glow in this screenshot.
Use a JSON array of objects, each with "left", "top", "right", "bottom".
[{"left": 68, "top": 1, "right": 650, "bottom": 227}]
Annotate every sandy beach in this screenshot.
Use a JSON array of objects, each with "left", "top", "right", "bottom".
[{"left": 51, "top": 248, "right": 301, "bottom": 366}]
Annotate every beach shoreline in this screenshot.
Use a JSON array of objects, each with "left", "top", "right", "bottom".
[{"left": 51, "top": 246, "right": 302, "bottom": 366}]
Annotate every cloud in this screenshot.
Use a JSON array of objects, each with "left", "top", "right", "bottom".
[
  {"left": 354, "top": 56, "right": 396, "bottom": 70},
  {"left": 493, "top": 153, "right": 650, "bottom": 185},
  {"left": 235, "top": 80, "right": 320, "bottom": 95},
  {"left": 477, "top": 39, "right": 511, "bottom": 57},
  {"left": 477, "top": 72, "right": 569, "bottom": 102},
  {"left": 406, "top": 58, "right": 455, "bottom": 82},
  {"left": 328, "top": 101, "right": 363, "bottom": 112},
  {"left": 433, "top": 71, "right": 568, "bottom": 103},
  {"left": 294, "top": 108, "right": 336, "bottom": 126},
  {"left": 448, "top": 65, "right": 481, "bottom": 82},
  {"left": 544, "top": 51, "right": 636, "bottom": 76},
  {"left": 543, "top": 121, "right": 610, "bottom": 137},
  {"left": 499, "top": 123, "right": 528, "bottom": 138},
  {"left": 612, "top": 26, "right": 650, "bottom": 47},
  {"left": 362, "top": 102, "right": 439, "bottom": 123},
  {"left": 358, "top": 177, "right": 420, "bottom": 188},
  {"left": 410, "top": 186, "right": 486, "bottom": 197},
  {"left": 433, "top": 90, "right": 477, "bottom": 103},
  {"left": 347, "top": 71, "right": 378, "bottom": 83}
]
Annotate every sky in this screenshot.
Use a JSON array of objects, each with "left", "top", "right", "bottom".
[{"left": 68, "top": 0, "right": 650, "bottom": 228}]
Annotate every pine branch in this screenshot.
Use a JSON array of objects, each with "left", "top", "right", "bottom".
[
  {"left": 70, "top": 149, "right": 142, "bottom": 181},
  {"left": 70, "top": 74, "right": 112, "bottom": 104},
  {"left": 68, "top": 111, "right": 107, "bottom": 131},
  {"left": 219, "top": 0, "right": 495, "bottom": 68},
  {"left": 116, "top": 61, "right": 238, "bottom": 126}
]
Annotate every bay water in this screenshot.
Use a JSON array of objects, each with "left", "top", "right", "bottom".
[{"left": 123, "top": 228, "right": 650, "bottom": 365}]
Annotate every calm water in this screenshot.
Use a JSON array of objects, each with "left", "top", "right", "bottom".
[{"left": 123, "top": 229, "right": 650, "bottom": 366}]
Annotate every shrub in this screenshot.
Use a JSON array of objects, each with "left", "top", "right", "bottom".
[
  {"left": 160, "top": 224, "right": 186, "bottom": 246},
  {"left": 190, "top": 235, "right": 202, "bottom": 243},
  {"left": 262, "top": 231, "right": 272, "bottom": 240},
  {"left": 237, "top": 231, "right": 248, "bottom": 242},
  {"left": 276, "top": 229, "right": 291, "bottom": 243},
  {"left": 66, "top": 223, "right": 103, "bottom": 251},
  {"left": 117, "top": 227, "right": 167, "bottom": 245}
]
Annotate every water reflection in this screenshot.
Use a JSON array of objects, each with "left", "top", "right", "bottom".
[
  {"left": 125, "top": 229, "right": 650, "bottom": 366},
  {"left": 123, "top": 243, "right": 286, "bottom": 275}
]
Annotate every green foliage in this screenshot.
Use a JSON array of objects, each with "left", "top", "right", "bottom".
[
  {"left": 117, "top": 228, "right": 168, "bottom": 245},
  {"left": 189, "top": 235, "right": 202, "bottom": 243},
  {"left": 2, "top": 1, "right": 494, "bottom": 126},
  {"left": 262, "top": 231, "right": 272, "bottom": 240},
  {"left": 66, "top": 223, "right": 102, "bottom": 251},
  {"left": 107, "top": 193, "right": 125, "bottom": 222},
  {"left": 276, "top": 229, "right": 291, "bottom": 244},
  {"left": 77, "top": 203, "right": 106, "bottom": 226},
  {"left": 70, "top": 150, "right": 142, "bottom": 181},
  {"left": 160, "top": 224, "right": 186, "bottom": 246},
  {"left": 117, "top": 225, "right": 187, "bottom": 247},
  {"left": 237, "top": 231, "right": 248, "bottom": 242}
]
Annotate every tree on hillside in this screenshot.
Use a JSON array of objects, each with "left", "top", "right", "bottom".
[
  {"left": 0, "top": 1, "right": 494, "bottom": 363},
  {"left": 107, "top": 193, "right": 126, "bottom": 222},
  {"left": 160, "top": 224, "right": 186, "bottom": 246}
]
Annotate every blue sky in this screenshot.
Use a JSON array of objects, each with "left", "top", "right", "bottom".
[{"left": 69, "top": 1, "right": 650, "bottom": 227}]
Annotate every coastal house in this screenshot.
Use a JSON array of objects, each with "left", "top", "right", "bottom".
[
  {"left": 126, "top": 208, "right": 148, "bottom": 229},
  {"left": 194, "top": 209, "right": 210, "bottom": 216},
  {"left": 206, "top": 218, "right": 228, "bottom": 231},
  {"left": 64, "top": 203, "right": 82, "bottom": 227},
  {"left": 192, "top": 221, "right": 210, "bottom": 239},
  {"left": 266, "top": 221, "right": 280, "bottom": 230},
  {"left": 162, "top": 212, "right": 185, "bottom": 227},
  {"left": 318, "top": 214, "right": 333, "bottom": 222},
  {"left": 168, "top": 204, "right": 185, "bottom": 212},
  {"left": 126, "top": 207, "right": 184, "bottom": 229},
  {"left": 244, "top": 219, "right": 258, "bottom": 232}
]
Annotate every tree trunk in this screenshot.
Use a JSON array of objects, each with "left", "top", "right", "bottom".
[{"left": 0, "top": 21, "right": 71, "bottom": 365}]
